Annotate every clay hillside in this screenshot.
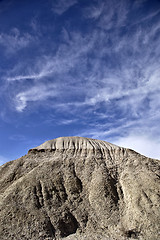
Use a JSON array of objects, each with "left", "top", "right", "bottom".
[{"left": 0, "top": 136, "right": 160, "bottom": 240}]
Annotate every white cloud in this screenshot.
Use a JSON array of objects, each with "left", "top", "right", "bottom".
[
  {"left": 7, "top": 74, "right": 42, "bottom": 81},
  {"left": 6, "top": 18, "right": 160, "bottom": 136},
  {"left": 78, "top": 126, "right": 160, "bottom": 159},
  {"left": 58, "top": 119, "right": 78, "bottom": 125},
  {"left": 52, "top": 0, "right": 77, "bottom": 15},
  {"left": 15, "top": 84, "right": 58, "bottom": 112},
  {"left": 1, "top": 1, "right": 160, "bottom": 161},
  {"left": 84, "top": 0, "right": 129, "bottom": 30},
  {"left": 6, "top": 30, "right": 96, "bottom": 83},
  {"left": 0, "top": 28, "right": 33, "bottom": 54},
  {"left": 83, "top": 1, "right": 104, "bottom": 20},
  {"left": 114, "top": 134, "right": 160, "bottom": 159},
  {"left": 9, "top": 134, "right": 26, "bottom": 141},
  {"left": 131, "top": 8, "right": 160, "bottom": 25},
  {"left": 5, "top": 30, "right": 98, "bottom": 112},
  {"left": 7, "top": 72, "right": 52, "bottom": 82}
]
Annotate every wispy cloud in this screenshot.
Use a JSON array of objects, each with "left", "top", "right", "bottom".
[
  {"left": 52, "top": 0, "right": 77, "bottom": 15},
  {"left": 5, "top": 9, "right": 160, "bottom": 125},
  {"left": 15, "top": 84, "right": 58, "bottom": 112},
  {"left": 6, "top": 30, "right": 95, "bottom": 82},
  {"left": 58, "top": 119, "right": 78, "bottom": 125},
  {"left": 114, "top": 134, "right": 160, "bottom": 159},
  {"left": 5, "top": 30, "right": 97, "bottom": 111},
  {"left": 83, "top": 1, "right": 104, "bottom": 20},
  {"left": 0, "top": 28, "right": 33, "bottom": 54},
  {"left": 1, "top": 0, "right": 160, "bottom": 158},
  {"left": 84, "top": 0, "right": 129, "bottom": 29},
  {"left": 9, "top": 134, "right": 26, "bottom": 141}
]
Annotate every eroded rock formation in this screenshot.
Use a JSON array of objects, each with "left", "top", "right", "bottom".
[{"left": 0, "top": 137, "right": 160, "bottom": 239}]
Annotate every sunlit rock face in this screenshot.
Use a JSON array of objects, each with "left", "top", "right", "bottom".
[{"left": 0, "top": 137, "right": 160, "bottom": 240}]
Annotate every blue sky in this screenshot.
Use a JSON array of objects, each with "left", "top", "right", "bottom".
[{"left": 0, "top": 0, "right": 160, "bottom": 165}]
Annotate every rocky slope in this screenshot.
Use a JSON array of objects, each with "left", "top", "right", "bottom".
[{"left": 0, "top": 136, "right": 160, "bottom": 240}]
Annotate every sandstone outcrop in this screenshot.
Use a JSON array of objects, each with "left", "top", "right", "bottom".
[{"left": 0, "top": 136, "right": 160, "bottom": 239}]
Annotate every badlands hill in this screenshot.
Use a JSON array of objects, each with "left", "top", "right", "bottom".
[{"left": 0, "top": 136, "right": 160, "bottom": 240}]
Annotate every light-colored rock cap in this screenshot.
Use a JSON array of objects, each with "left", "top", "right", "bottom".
[{"left": 33, "top": 136, "right": 119, "bottom": 151}]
